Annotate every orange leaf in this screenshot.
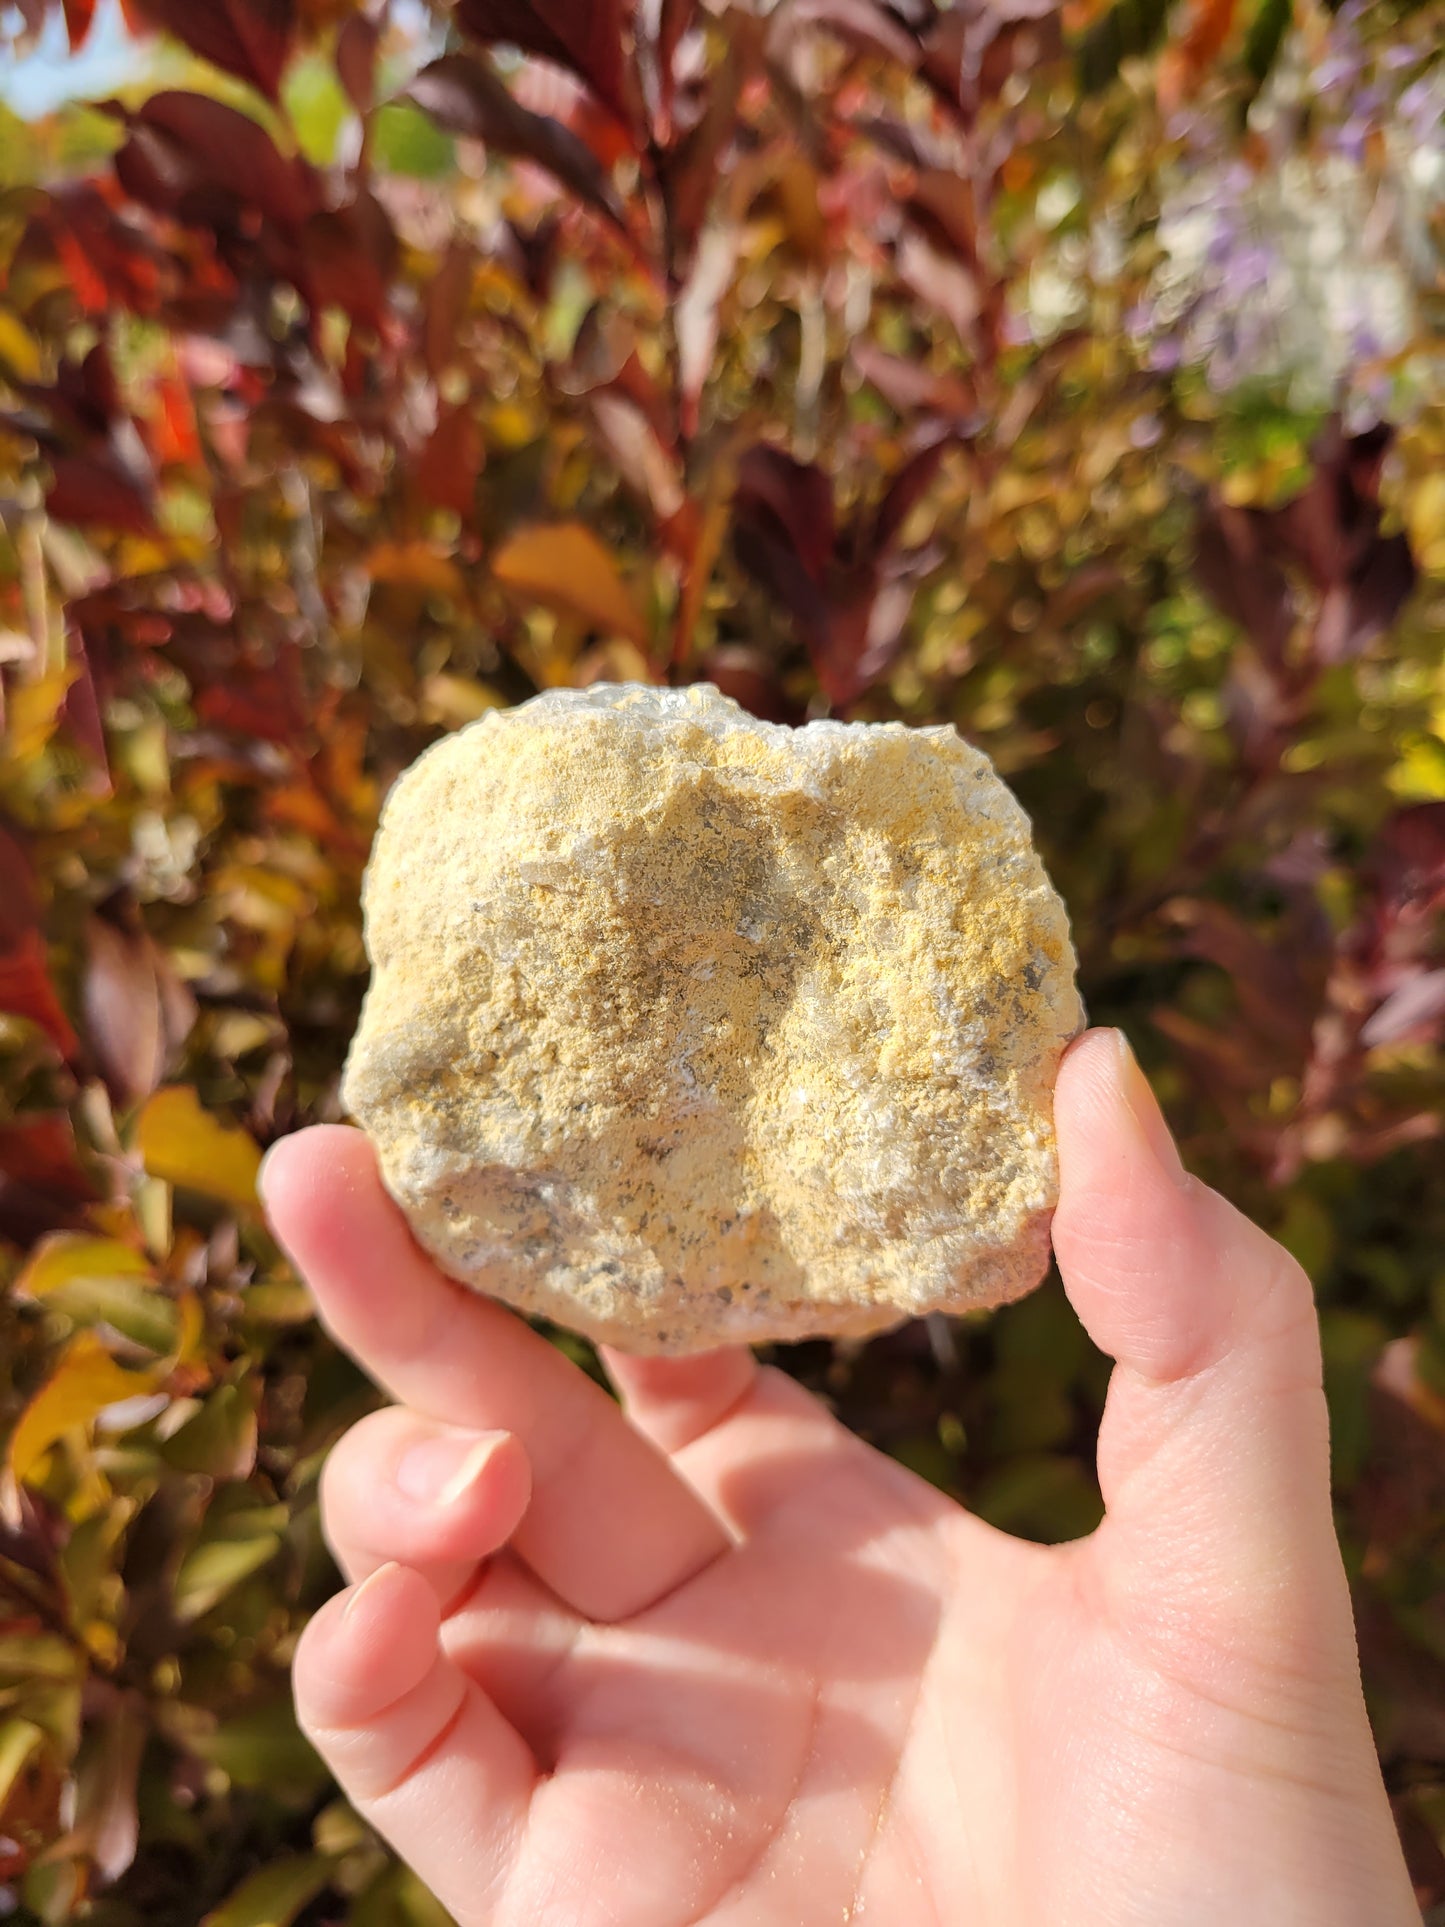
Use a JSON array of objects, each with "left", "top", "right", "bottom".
[
  {"left": 1159, "top": 0, "right": 1239, "bottom": 113},
  {"left": 492, "top": 522, "right": 649, "bottom": 648}
]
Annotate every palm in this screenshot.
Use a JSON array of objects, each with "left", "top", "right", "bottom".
[
  {"left": 266, "top": 1035, "right": 1418, "bottom": 1927},
  {"left": 464, "top": 1424, "right": 1025, "bottom": 1924},
  {"left": 448, "top": 1420, "right": 1333, "bottom": 1926}
]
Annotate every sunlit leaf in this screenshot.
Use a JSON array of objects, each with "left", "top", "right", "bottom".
[
  {"left": 201, "top": 1853, "right": 335, "bottom": 1927},
  {"left": 135, "top": 1087, "right": 263, "bottom": 1210},
  {"left": 0, "top": 1718, "right": 46, "bottom": 1811},
  {"left": 8, "top": 1333, "right": 160, "bottom": 1488},
  {"left": 18, "top": 1234, "right": 153, "bottom": 1297},
  {"left": 492, "top": 522, "right": 650, "bottom": 648}
]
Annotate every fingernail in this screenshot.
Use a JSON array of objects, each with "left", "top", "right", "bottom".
[
  {"left": 395, "top": 1432, "right": 504, "bottom": 1508},
  {"left": 1112, "top": 1030, "right": 1191, "bottom": 1191},
  {"left": 342, "top": 1560, "right": 402, "bottom": 1625}
]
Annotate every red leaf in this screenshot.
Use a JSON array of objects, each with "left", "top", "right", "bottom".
[
  {"left": 920, "top": 1, "right": 1061, "bottom": 118},
  {"left": 1, "top": 1144, "right": 102, "bottom": 1257},
  {"left": 812, "top": 570, "right": 913, "bottom": 709},
  {"left": 1193, "top": 500, "right": 1296, "bottom": 666},
  {"left": 455, "top": 0, "right": 636, "bottom": 130},
  {"left": 732, "top": 517, "right": 831, "bottom": 656},
  {"left": 424, "top": 243, "right": 479, "bottom": 379},
  {"left": 409, "top": 55, "right": 629, "bottom": 232},
  {"left": 907, "top": 170, "right": 979, "bottom": 265},
  {"left": 82, "top": 916, "right": 196, "bottom": 1109},
  {"left": 63, "top": 0, "right": 98, "bottom": 51},
  {"left": 870, "top": 434, "right": 950, "bottom": 555},
  {"left": 414, "top": 404, "right": 485, "bottom": 517},
  {"left": 661, "top": 44, "right": 747, "bottom": 264},
  {"left": 1163, "top": 897, "right": 1321, "bottom": 1057},
  {"left": 148, "top": 371, "right": 204, "bottom": 469},
  {"left": 301, "top": 192, "right": 398, "bottom": 329},
  {"left": 43, "top": 184, "right": 168, "bottom": 318},
  {"left": 657, "top": 0, "right": 696, "bottom": 128},
  {"left": 59, "top": 626, "right": 112, "bottom": 787},
  {"left": 114, "top": 93, "right": 319, "bottom": 241},
  {"left": 852, "top": 340, "right": 976, "bottom": 420},
  {"left": 1370, "top": 805, "right": 1445, "bottom": 926},
  {"left": 0, "top": 827, "right": 40, "bottom": 953},
  {"left": 735, "top": 445, "right": 835, "bottom": 584},
  {"left": 768, "top": 0, "right": 922, "bottom": 69},
  {"left": 0, "top": 1114, "right": 96, "bottom": 1243},
  {"left": 46, "top": 453, "right": 156, "bottom": 534},
  {"left": 336, "top": 14, "right": 380, "bottom": 116},
  {"left": 0, "top": 930, "right": 80, "bottom": 1060},
  {"left": 128, "top": 0, "right": 296, "bottom": 102},
  {"left": 1199, "top": 422, "right": 1419, "bottom": 668}
]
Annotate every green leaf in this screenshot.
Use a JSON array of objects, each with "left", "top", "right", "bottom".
[
  {"left": 1077, "top": 0, "right": 1176, "bottom": 94},
  {"left": 284, "top": 52, "right": 351, "bottom": 166},
  {"left": 161, "top": 1378, "right": 260, "bottom": 1480},
  {"left": 190, "top": 1699, "right": 327, "bottom": 1801},
  {"left": 1244, "top": 0, "right": 1292, "bottom": 90},
  {"left": 352, "top": 1864, "right": 457, "bottom": 1927},
  {"left": 43, "top": 1275, "right": 181, "bottom": 1354},
  {"left": 373, "top": 101, "right": 456, "bottom": 180},
  {"left": 173, "top": 1498, "right": 287, "bottom": 1622},
  {"left": 202, "top": 1854, "right": 334, "bottom": 1927},
  {"left": 0, "top": 1634, "right": 80, "bottom": 1687}
]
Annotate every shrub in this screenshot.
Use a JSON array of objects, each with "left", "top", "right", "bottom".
[{"left": 1, "top": 1, "right": 1442, "bottom": 1918}]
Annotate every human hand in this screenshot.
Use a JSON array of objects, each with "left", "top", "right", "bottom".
[{"left": 261, "top": 1030, "right": 1421, "bottom": 1926}]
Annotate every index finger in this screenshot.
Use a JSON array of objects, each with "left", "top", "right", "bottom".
[{"left": 260, "top": 1126, "right": 731, "bottom": 1621}]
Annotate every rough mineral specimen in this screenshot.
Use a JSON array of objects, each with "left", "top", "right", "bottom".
[{"left": 342, "top": 684, "right": 1083, "bottom": 1354}]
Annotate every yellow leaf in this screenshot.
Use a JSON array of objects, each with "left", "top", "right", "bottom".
[
  {"left": 8, "top": 1334, "right": 159, "bottom": 1488},
  {"left": 0, "top": 1719, "right": 46, "bottom": 1809},
  {"left": 0, "top": 310, "right": 41, "bottom": 381},
  {"left": 5, "top": 666, "right": 74, "bottom": 764},
  {"left": 135, "top": 1087, "right": 263, "bottom": 1210},
  {"left": 1406, "top": 473, "right": 1445, "bottom": 575},
  {"left": 16, "top": 1235, "right": 154, "bottom": 1300},
  {"left": 493, "top": 522, "right": 649, "bottom": 649},
  {"left": 173, "top": 1290, "right": 206, "bottom": 1364}
]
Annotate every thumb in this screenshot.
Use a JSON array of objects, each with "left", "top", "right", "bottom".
[{"left": 1051, "top": 1030, "right": 1359, "bottom": 1690}]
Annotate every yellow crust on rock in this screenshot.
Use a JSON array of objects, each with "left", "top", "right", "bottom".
[{"left": 342, "top": 684, "right": 1084, "bottom": 1354}]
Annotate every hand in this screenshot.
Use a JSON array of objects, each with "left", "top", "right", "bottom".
[{"left": 261, "top": 1030, "right": 1420, "bottom": 1926}]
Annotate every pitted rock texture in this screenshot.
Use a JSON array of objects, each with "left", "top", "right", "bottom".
[{"left": 342, "top": 683, "right": 1084, "bottom": 1354}]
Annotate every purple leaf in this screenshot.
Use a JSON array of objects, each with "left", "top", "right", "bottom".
[{"left": 407, "top": 55, "right": 629, "bottom": 232}]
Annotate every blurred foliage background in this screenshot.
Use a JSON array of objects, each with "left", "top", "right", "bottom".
[{"left": 0, "top": 0, "right": 1443, "bottom": 1920}]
